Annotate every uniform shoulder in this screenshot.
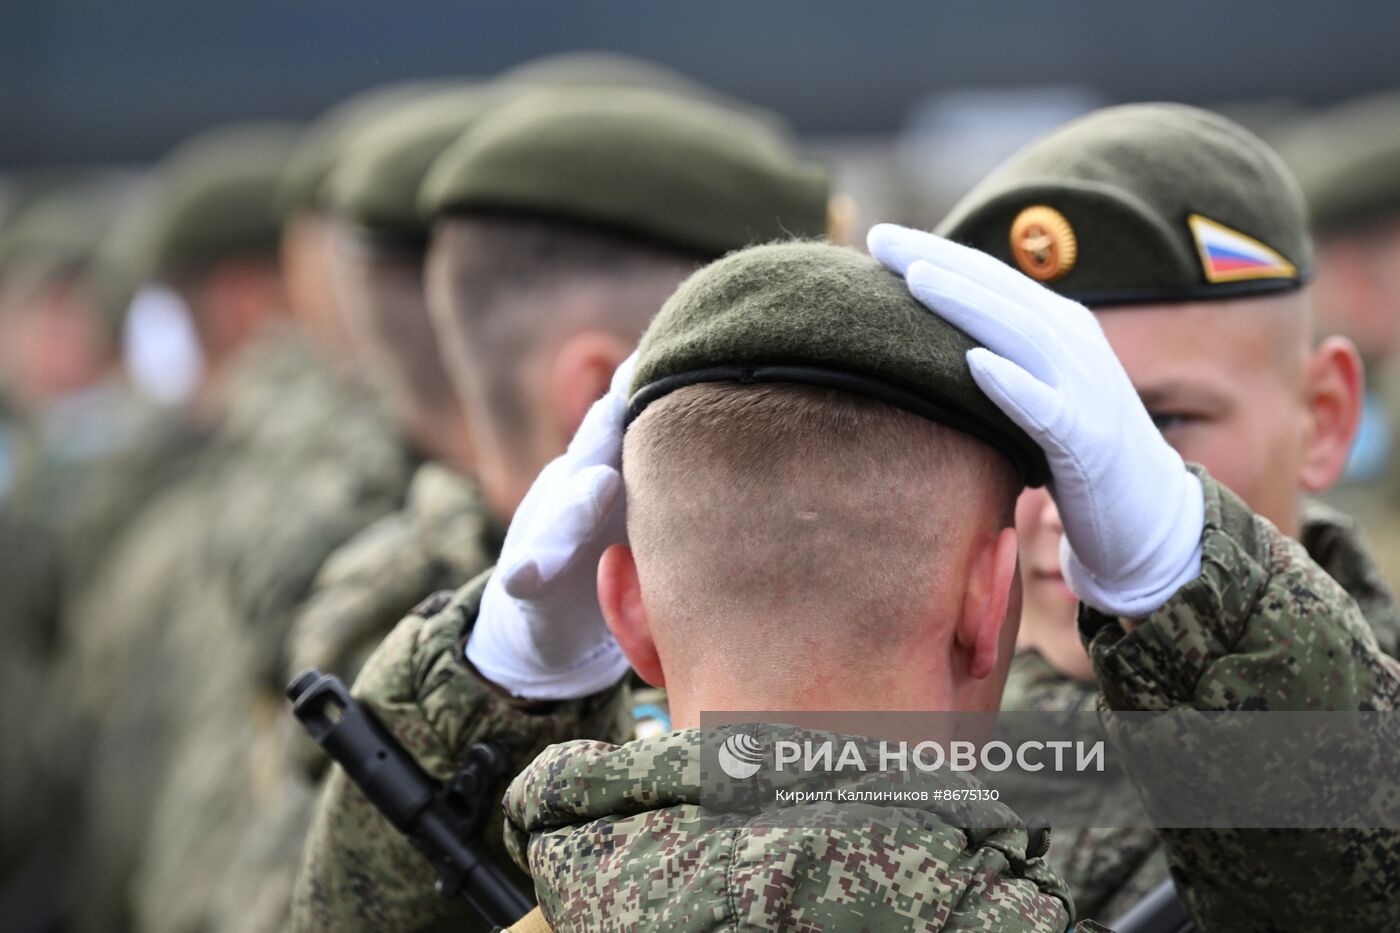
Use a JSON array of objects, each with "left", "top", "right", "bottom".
[{"left": 507, "top": 729, "right": 1076, "bottom": 932}]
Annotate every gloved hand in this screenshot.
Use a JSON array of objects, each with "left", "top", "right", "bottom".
[
  {"left": 465, "top": 354, "right": 636, "bottom": 699},
  {"left": 868, "top": 224, "right": 1204, "bottom": 617}
]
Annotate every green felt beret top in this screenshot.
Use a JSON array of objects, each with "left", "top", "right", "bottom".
[
  {"left": 939, "top": 103, "right": 1312, "bottom": 307},
  {"left": 327, "top": 86, "right": 491, "bottom": 244},
  {"left": 420, "top": 87, "right": 830, "bottom": 258},
  {"left": 627, "top": 241, "right": 1050, "bottom": 486},
  {"left": 276, "top": 81, "right": 451, "bottom": 219},
  {"left": 495, "top": 51, "right": 788, "bottom": 133},
  {"left": 0, "top": 177, "right": 129, "bottom": 284},
  {"left": 497, "top": 51, "right": 719, "bottom": 99},
  {"left": 1277, "top": 91, "right": 1400, "bottom": 236},
  {"left": 139, "top": 123, "right": 300, "bottom": 281}
]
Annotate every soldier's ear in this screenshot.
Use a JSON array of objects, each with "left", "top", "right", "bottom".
[
  {"left": 598, "top": 544, "right": 665, "bottom": 687},
  {"left": 1300, "top": 335, "right": 1363, "bottom": 494},
  {"left": 548, "top": 330, "right": 633, "bottom": 444},
  {"left": 956, "top": 526, "right": 1020, "bottom": 681}
]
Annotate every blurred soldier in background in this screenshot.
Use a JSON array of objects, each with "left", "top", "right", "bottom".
[
  {"left": 275, "top": 80, "right": 453, "bottom": 369},
  {"left": 125, "top": 93, "right": 432, "bottom": 929},
  {"left": 291, "top": 83, "right": 833, "bottom": 931},
  {"left": 0, "top": 174, "right": 148, "bottom": 932},
  {"left": 938, "top": 103, "right": 1390, "bottom": 923},
  {"left": 1280, "top": 92, "right": 1400, "bottom": 588},
  {"left": 207, "top": 84, "right": 501, "bottom": 933},
  {"left": 64, "top": 123, "right": 300, "bottom": 933}
]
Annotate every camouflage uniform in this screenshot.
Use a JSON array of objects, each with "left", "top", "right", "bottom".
[
  {"left": 1079, "top": 468, "right": 1400, "bottom": 931},
  {"left": 1001, "top": 494, "right": 1400, "bottom": 920},
  {"left": 0, "top": 382, "right": 205, "bottom": 912},
  {"left": 491, "top": 470, "right": 1400, "bottom": 931},
  {"left": 67, "top": 433, "right": 225, "bottom": 933},
  {"left": 290, "top": 571, "right": 633, "bottom": 932},
  {"left": 207, "top": 462, "right": 500, "bottom": 933},
  {"left": 127, "top": 331, "right": 416, "bottom": 933},
  {"left": 504, "top": 726, "right": 1094, "bottom": 932}
]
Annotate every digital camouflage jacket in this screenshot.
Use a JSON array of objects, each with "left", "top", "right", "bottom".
[
  {"left": 1000, "top": 494, "right": 1400, "bottom": 921},
  {"left": 504, "top": 470, "right": 1400, "bottom": 931},
  {"left": 290, "top": 571, "right": 633, "bottom": 932},
  {"left": 297, "top": 469, "right": 1400, "bottom": 931}
]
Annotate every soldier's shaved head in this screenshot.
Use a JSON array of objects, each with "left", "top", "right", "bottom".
[{"left": 612, "top": 381, "right": 1021, "bottom": 720}]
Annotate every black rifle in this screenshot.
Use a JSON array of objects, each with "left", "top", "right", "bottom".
[
  {"left": 1110, "top": 879, "right": 1196, "bottom": 933},
  {"left": 287, "top": 669, "right": 535, "bottom": 928}
]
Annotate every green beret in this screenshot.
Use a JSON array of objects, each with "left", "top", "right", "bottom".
[
  {"left": 1276, "top": 92, "right": 1400, "bottom": 236},
  {"left": 939, "top": 103, "right": 1312, "bottom": 307},
  {"left": 497, "top": 51, "right": 716, "bottom": 97},
  {"left": 627, "top": 241, "right": 1049, "bottom": 486},
  {"left": 90, "top": 188, "right": 163, "bottom": 331},
  {"left": 0, "top": 177, "right": 131, "bottom": 285},
  {"left": 140, "top": 123, "right": 300, "bottom": 281},
  {"left": 326, "top": 86, "right": 492, "bottom": 243},
  {"left": 494, "top": 51, "right": 785, "bottom": 131},
  {"left": 276, "top": 81, "right": 450, "bottom": 219},
  {"left": 420, "top": 87, "right": 830, "bottom": 258}
]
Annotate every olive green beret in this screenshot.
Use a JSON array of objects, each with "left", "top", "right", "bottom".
[
  {"left": 627, "top": 241, "right": 1049, "bottom": 486},
  {"left": 276, "top": 81, "right": 450, "bottom": 219},
  {"left": 494, "top": 51, "right": 784, "bottom": 130},
  {"left": 497, "top": 51, "right": 716, "bottom": 98},
  {"left": 0, "top": 177, "right": 131, "bottom": 285},
  {"left": 420, "top": 87, "right": 830, "bottom": 258},
  {"left": 1276, "top": 92, "right": 1400, "bottom": 236},
  {"left": 939, "top": 103, "right": 1312, "bottom": 307},
  {"left": 326, "top": 86, "right": 492, "bottom": 243},
  {"left": 139, "top": 123, "right": 300, "bottom": 281},
  {"left": 90, "top": 188, "right": 163, "bottom": 330}
]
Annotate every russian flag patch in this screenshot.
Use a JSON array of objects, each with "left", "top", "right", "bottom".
[{"left": 1189, "top": 214, "right": 1297, "bottom": 284}]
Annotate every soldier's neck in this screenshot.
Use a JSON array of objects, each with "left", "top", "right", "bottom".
[{"left": 665, "top": 659, "right": 959, "bottom": 731}]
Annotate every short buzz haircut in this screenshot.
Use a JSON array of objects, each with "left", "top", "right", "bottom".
[
  {"left": 623, "top": 382, "right": 1020, "bottom": 670},
  {"left": 428, "top": 213, "right": 704, "bottom": 436}
]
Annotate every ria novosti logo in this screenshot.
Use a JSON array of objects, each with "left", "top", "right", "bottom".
[{"left": 717, "top": 733, "right": 765, "bottom": 779}]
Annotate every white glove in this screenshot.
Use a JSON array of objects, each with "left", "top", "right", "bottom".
[
  {"left": 868, "top": 224, "right": 1203, "bottom": 617},
  {"left": 465, "top": 354, "right": 637, "bottom": 699}
]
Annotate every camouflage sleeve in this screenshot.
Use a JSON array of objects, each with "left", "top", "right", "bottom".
[
  {"left": 1080, "top": 466, "right": 1400, "bottom": 932},
  {"left": 290, "top": 569, "right": 632, "bottom": 933}
]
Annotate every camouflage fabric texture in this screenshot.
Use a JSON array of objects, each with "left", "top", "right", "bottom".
[
  {"left": 503, "top": 725, "right": 1109, "bottom": 932},
  {"left": 286, "top": 461, "right": 503, "bottom": 688},
  {"left": 1000, "top": 492, "right": 1400, "bottom": 921},
  {"left": 206, "top": 462, "right": 500, "bottom": 933},
  {"left": 290, "top": 570, "right": 633, "bottom": 933},
  {"left": 494, "top": 468, "right": 1395, "bottom": 931},
  {"left": 32, "top": 392, "right": 218, "bottom": 933},
  {"left": 999, "top": 654, "right": 1163, "bottom": 921},
  {"left": 66, "top": 435, "right": 226, "bottom": 933},
  {"left": 187, "top": 330, "right": 416, "bottom": 688},
  {"left": 129, "top": 331, "right": 416, "bottom": 933},
  {"left": 1080, "top": 467, "right": 1400, "bottom": 932}
]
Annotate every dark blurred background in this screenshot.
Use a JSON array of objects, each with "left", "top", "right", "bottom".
[{"left": 3, "top": 0, "right": 1398, "bottom": 166}]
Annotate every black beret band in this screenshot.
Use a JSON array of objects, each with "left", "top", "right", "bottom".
[{"left": 626, "top": 364, "right": 1047, "bottom": 487}]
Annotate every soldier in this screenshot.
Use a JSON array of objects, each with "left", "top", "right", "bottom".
[
  {"left": 0, "top": 175, "right": 146, "bottom": 927},
  {"left": 928, "top": 102, "right": 1394, "bottom": 919},
  {"left": 0, "top": 177, "right": 139, "bottom": 659},
  {"left": 1278, "top": 92, "right": 1400, "bottom": 588},
  {"left": 206, "top": 86, "right": 500, "bottom": 933},
  {"left": 125, "top": 103, "right": 435, "bottom": 929},
  {"left": 291, "top": 85, "right": 834, "bottom": 931},
  {"left": 274, "top": 80, "right": 448, "bottom": 365},
  {"left": 64, "top": 123, "right": 300, "bottom": 933},
  {"left": 465, "top": 231, "right": 1398, "bottom": 930}
]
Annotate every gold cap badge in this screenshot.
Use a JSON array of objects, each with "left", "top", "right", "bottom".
[{"left": 1010, "top": 205, "right": 1077, "bottom": 282}]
